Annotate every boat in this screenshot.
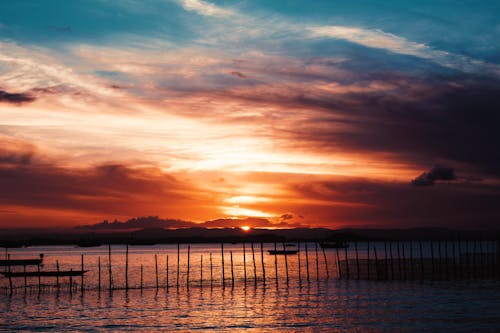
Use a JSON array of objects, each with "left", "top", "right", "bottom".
[
  {"left": 319, "top": 241, "right": 349, "bottom": 249},
  {"left": 284, "top": 243, "right": 296, "bottom": 248},
  {"left": 1, "top": 270, "right": 87, "bottom": 278},
  {"left": 268, "top": 249, "right": 298, "bottom": 255},
  {"left": 76, "top": 240, "right": 102, "bottom": 248}
]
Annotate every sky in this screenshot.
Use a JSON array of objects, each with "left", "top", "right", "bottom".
[{"left": 1, "top": 0, "right": 500, "bottom": 229}]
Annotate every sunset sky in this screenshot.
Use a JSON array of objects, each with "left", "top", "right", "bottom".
[{"left": 1, "top": 0, "right": 500, "bottom": 229}]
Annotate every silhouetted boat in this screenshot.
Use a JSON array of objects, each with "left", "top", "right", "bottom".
[
  {"left": 319, "top": 241, "right": 349, "bottom": 249},
  {"left": 1, "top": 270, "right": 87, "bottom": 277},
  {"left": 268, "top": 250, "right": 298, "bottom": 255},
  {"left": 0, "top": 254, "right": 44, "bottom": 267},
  {"left": 285, "top": 243, "right": 296, "bottom": 247}
]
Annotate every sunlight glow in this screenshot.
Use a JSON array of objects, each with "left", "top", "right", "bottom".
[{"left": 240, "top": 225, "right": 251, "bottom": 231}]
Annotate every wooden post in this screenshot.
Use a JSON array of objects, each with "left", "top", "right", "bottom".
[
  {"left": 444, "top": 241, "right": 450, "bottom": 280},
  {"left": 438, "top": 241, "right": 443, "bottom": 280},
  {"left": 166, "top": 255, "right": 169, "bottom": 291},
  {"left": 321, "top": 245, "right": 329, "bottom": 279},
  {"left": 81, "top": 254, "right": 84, "bottom": 293},
  {"left": 69, "top": 269, "right": 73, "bottom": 296},
  {"left": 23, "top": 265, "right": 27, "bottom": 293},
  {"left": 125, "top": 244, "right": 129, "bottom": 291},
  {"left": 243, "top": 242, "right": 247, "bottom": 287},
  {"left": 297, "top": 241, "right": 302, "bottom": 283},
  {"left": 473, "top": 238, "right": 478, "bottom": 280},
  {"left": 397, "top": 241, "right": 402, "bottom": 280},
  {"left": 410, "top": 241, "right": 414, "bottom": 280},
  {"left": 37, "top": 263, "right": 41, "bottom": 292},
  {"left": 186, "top": 246, "right": 190, "bottom": 290},
  {"left": 210, "top": 252, "right": 213, "bottom": 288},
  {"left": 355, "top": 242, "right": 360, "bottom": 280},
  {"left": 7, "top": 254, "right": 13, "bottom": 295},
  {"left": 97, "top": 257, "right": 101, "bottom": 292},
  {"left": 221, "top": 243, "right": 225, "bottom": 288},
  {"left": 401, "top": 242, "right": 406, "bottom": 280},
  {"left": 200, "top": 255, "right": 203, "bottom": 288},
  {"left": 230, "top": 251, "right": 235, "bottom": 289},
  {"left": 305, "top": 243, "right": 310, "bottom": 282},
  {"left": 452, "top": 237, "right": 457, "bottom": 280},
  {"left": 367, "top": 241, "right": 370, "bottom": 280},
  {"left": 373, "top": 246, "right": 379, "bottom": 280},
  {"left": 389, "top": 241, "right": 394, "bottom": 280},
  {"left": 56, "top": 260, "right": 60, "bottom": 290},
  {"left": 336, "top": 247, "right": 341, "bottom": 279},
  {"left": 419, "top": 241, "right": 424, "bottom": 280},
  {"left": 344, "top": 246, "right": 349, "bottom": 280},
  {"left": 155, "top": 254, "right": 159, "bottom": 290},
  {"left": 315, "top": 242, "right": 320, "bottom": 281},
  {"left": 273, "top": 243, "right": 278, "bottom": 286},
  {"left": 430, "top": 241, "right": 435, "bottom": 280},
  {"left": 177, "top": 243, "right": 180, "bottom": 289},
  {"left": 251, "top": 243, "right": 257, "bottom": 285},
  {"left": 260, "top": 242, "right": 266, "bottom": 285},
  {"left": 283, "top": 243, "right": 289, "bottom": 284},
  {"left": 384, "top": 242, "right": 389, "bottom": 280},
  {"left": 108, "top": 244, "right": 112, "bottom": 291},
  {"left": 140, "top": 264, "right": 143, "bottom": 291}
]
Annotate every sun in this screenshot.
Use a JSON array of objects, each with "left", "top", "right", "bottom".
[{"left": 240, "top": 225, "right": 251, "bottom": 231}]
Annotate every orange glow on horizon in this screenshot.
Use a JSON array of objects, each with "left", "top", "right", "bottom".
[{"left": 240, "top": 225, "right": 251, "bottom": 231}]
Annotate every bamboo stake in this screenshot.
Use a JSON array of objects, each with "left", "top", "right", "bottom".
[
  {"left": 344, "top": 246, "right": 349, "bottom": 280},
  {"left": 251, "top": 243, "right": 257, "bottom": 285},
  {"left": 273, "top": 243, "right": 278, "bottom": 286},
  {"left": 125, "top": 245, "right": 129, "bottom": 291},
  {"left": 108, "top": 244, "right": 112, "bottom": 291},
  {"left": 410, "top": 241, "right": 414, "bottom": 280},
  {"left": 230, "top": 251, "right": 235, "bottom": 288},
  {"left": 140, "top": 264, "right": 143, "bottom": 291},
  {"left": 166, "top": 255, "right": 169, "bottom": 291},
  {"left": 69, "top": 269, "right": 73, "bottom": 296},
  {"left": 305, "top": 243, "right": 310, "bottom": 282},
  {"left": 155, "top": 254, "right": 159, "bottom": 290},
  {"left": 438, "top": 241, "right": 443, "bottom": 280},
  {"left": 367, "top": 241, "right": 370, "bottom": 280},
  {"left": 430, "top": 241, "right": 435, "bottom": 280},
  {"left": 321, "top": 244, "right": 329, "bottom": 279},
  {"left": 444, "top": 241, "right": 450, "bottom": 280},
  {"left": 315, "top": 242, "right": 320, "bottom": 281},
  {"left": 397, "top": 241, "right": 402, "bottom": 280},
  {"left": 355, "top": 242, "right": 360, "bottom": 280},
  {"left": 419, "top": 241, "right": 424, "bottom": 280},
  {"left": 283, "top": 243, "right": 289, "bottom": 284},
  {"left": 81, "top": 254, "right": 84, "bottom": 293},
  {"left": 297, "top": 241, "right": 302, "bottom": 283},
  {"left": 390, "top": 241, "right": 394, "bottom": 280},
  {"left": 336, "top": 247, "right": 341, "bottom": 279},
  {"left": 210, "top": 252, "right": 213, "bottom": 288},
  {"left": 373, "top": 246, "right": 379, "bottom": 280},
  {"left": 97, "top": 257, "right": 100, "bottom": 292},
  {"left": 37, "top": 263, "right": 41, "bottom": 292},
  {"left": 243, "top": 242, "right": 247, "bottom": 287},
  {"left": 23, "top": 265, "right": 27, "bottom": 293},
  {"left": 384, "top": 242, "right": 389, "bottom": 280},
  {"left": 57, "top": 260, "right": 61, "bottom": 290},
  {"left": 200, "top": 255, "right": 203, "bottom": 288},
  {"left": 186, "top": 246, "right": 190, "bottom": 290},
  {"left": 8, "top": 255, "right": 12, "bottom": 294},
  {"left": 221, "top": 243, "right": 225, "bottom": 288},
  {"left": 260, "top": 242, "right": 266, "bottom": 285},
  {"left": 401, "top": 242, "right": 406, "bottom": 280},
  {"left": 177, "top": 243, "right": 180, "bottom": 289}
]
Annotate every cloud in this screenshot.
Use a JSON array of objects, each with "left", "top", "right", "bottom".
[
  {"left": 412, "top": 165, "right": 456, "bottom": 186},
  {"left": 309, "top": 26, "right": 500, "bottom": 75},
  {"left": 179, "top": 0, "right": 234, "bottom": 17},
  {"left": 0, "top": 89, "right": 35, "bottom": 104}
]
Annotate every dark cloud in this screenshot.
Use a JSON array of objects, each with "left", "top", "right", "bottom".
[
  {"left": 0, "top": 89, "right": 35, "bottom": 104},
  {"left": 290, "top": 178, "right": 500, "bottom": 229},
  {"left": 412, "top": 165, "right": 456, "bottom": 186},
  {"left": 230, "top": 71, "right": 247, "bottom": 79}
]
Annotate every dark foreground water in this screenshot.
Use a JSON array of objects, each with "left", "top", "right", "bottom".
[
  {"left": 1, "top": 245, "right": 500, "bottom": 332},
  {"left": 1, "top": 281, "right": 500, "bottom": 332}
]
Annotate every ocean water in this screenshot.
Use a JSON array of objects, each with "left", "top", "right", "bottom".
[{"left": 1, "top": 244, "right": 499, "bottom": 332}]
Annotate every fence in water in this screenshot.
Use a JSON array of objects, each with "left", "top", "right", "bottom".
[{"left": 1, "top": 240, "right": 499, "bottom": 295}]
